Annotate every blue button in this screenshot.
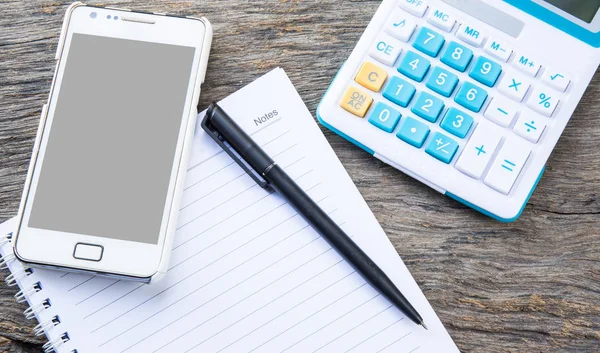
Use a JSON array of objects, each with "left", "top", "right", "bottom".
[
  {"left": 398, "top": 50, "right": 431, "bottom": 82},
  {"left": 382, "top": 76, "right": 416, "bottom": 107},
  {"left": 411, "top": 91, "right": 444, "bottom": 123},
  {"left": 440, "top": 107, "right": 474, "bottom": 138},
  {"left": 454, "top": 82, "right": 488, "bottom": 112},
  {"left": 440, "top": 41, "right": 473, "bottom": 72},
  {"left": 397, "top": 117, "right": 430, "bottom": 148},
  {"left": 425, "top": 132, "right": 459, "bottom": 164},
  {"left": 412, "top": 27, "right": 445, "bottom": 57},
  {"left": 425, "top": 67, "right": 459, "bottom": 97},
  {"left": 469, "top": 56, "right": 502, "bottom": 87},
  {"left": 368, "top": 102, "right": 402, "bottom": 133}
]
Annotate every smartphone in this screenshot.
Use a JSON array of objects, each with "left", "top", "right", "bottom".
[{"left": 13, "top": 2, "right": 212, "bottom": 283}]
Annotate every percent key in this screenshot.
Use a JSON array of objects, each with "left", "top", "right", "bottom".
[{"left": 527, "top": 87, "right": 559, "bottom": 117}]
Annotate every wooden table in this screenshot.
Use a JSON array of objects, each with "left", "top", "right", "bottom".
[{"left": 1, "top": 1, "right": 598, "bottom": 352}]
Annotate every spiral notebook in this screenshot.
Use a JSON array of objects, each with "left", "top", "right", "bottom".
[{"left": 0, "top": 68, "right": 459, "bottom": 353}]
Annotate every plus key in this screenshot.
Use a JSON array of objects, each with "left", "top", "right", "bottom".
[{"left": 455, "top": 121, "right": 503, "bottom": 179}]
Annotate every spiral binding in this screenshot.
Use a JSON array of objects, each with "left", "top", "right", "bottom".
[
  {"left": 42, "top": 333, "right": 70, "bottom": 353},
  {"left": 1, "top": 232, "right": 74, "bottom": 353},
  {"left": 0, "top": 252, "right": 15, "bottom": 269},
  {"left": 0, "top": 231, "right": 12, "bottom": 247},
  {"left": 6, "top": 267, "right": 33, "bottom": 286},
  {"left": 25, "top": 299, "right": 52, "bottom": 320}
]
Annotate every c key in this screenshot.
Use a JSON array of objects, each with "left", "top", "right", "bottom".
[{"left": 355, "top": 62, "right": 388, "bottom": 92}]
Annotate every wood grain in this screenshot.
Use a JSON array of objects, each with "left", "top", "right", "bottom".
[{"left": 0, "top": 1, "right": 598, "bottom": 352}]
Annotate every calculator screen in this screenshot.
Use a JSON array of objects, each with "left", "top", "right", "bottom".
[
  {"left": 545, "top": 0, "right": 600, "bottom": 23},
  {"left": 28, "top": 33, "right": 196, "bottom": 244}
]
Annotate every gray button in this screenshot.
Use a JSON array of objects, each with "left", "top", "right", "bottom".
[{"left": 73, "top": 243, "right": 103, "bottom": 261}]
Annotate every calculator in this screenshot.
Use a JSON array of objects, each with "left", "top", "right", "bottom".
[{"left": 318, "top": 0, "right": 600, "bottom": 221}]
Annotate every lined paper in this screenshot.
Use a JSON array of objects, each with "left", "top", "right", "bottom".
[{"left": 0, "top": 69, "right": 458, "bottom": 353}]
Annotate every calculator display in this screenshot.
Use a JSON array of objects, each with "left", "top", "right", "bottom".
[
  {"left": 28, "top": 33, "right": 196, "bottom": 244},
  {"left": 545, "top": 0, "right": 600, "bottom": 23}
]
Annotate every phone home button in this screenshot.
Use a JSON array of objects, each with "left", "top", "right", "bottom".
[{"left": 73, "top": 243, "right": 103, "bottom": 262}]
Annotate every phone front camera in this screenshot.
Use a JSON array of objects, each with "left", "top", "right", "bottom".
[{"left": 90, "top": 12, "right": 97, "bottom": 19}]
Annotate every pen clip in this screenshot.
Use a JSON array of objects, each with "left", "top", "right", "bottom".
[{"left": 201, "top": 113, "right": 270, "bottom": 189}]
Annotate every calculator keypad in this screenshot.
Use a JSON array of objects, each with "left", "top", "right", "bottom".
[
  {"left": 369, "top": 102, "right": 402, "bottom": 133},
  {"left": 426, "top": 66, "right": 458, "bottom": 97},
  {"left": 385, "top": 11, "right": 417, "bottom": 42},
  {"left": 383, "top": 76, "right": 416, "bottom": 107},
  {"left": 412, "top": 91, "right": 445, "bottom": 122},
  {"left": 337, "top": 0, "right": 572, "bottom": 195},
  {"left": 440, "top": 41, "right": 472, "bottom": 72},
  {"left": 398, "top": 50, "right": 431, "bottom": 82},
  {"left": 397, "top": 117, "right": 430, "bottom": 147},
  {"left": 413, "top": 27, "right": 445, "bottom": 57},
  {"left": 355, "top": 62, "right": 388, "bottom": 92},
  {"left": 469, "top": 56, "right": 502, "bottom": 87},
  {"left": 440, "top": 107, "right": 473, "bottom": 138},
  {"left": 369, "top": 33, "right": 403, "bottom": 66},
  {"left": 454, "top": 82, "right": 487, "bottom": 113}
]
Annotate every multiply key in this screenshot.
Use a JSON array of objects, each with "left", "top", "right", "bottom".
[{"left": 498, "top": 71, "right": 531, "bottom": 102}]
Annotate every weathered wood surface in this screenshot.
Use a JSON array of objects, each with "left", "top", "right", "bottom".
[{"left": 0, "top": 1, "right": 598, "bottom": 352}]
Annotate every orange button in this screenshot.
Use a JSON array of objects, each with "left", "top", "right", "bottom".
[
  {"left": 355, "top": 62, "right": 388, "bottom": 92},
  {"left": 340, "top": 86, "right": 373, "bottom": 118}
]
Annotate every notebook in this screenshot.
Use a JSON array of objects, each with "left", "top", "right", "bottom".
[{"left": 0, "top": 68, "right": 459, "bottom": 353}]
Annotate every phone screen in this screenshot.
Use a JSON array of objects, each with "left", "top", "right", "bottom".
[{"left": 28, "top": 33, "right": 196, "bottom": 244}]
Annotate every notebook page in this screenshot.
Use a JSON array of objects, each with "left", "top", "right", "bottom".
[{"left": 0, "top": 68, "right": 458, "bottom": 353}]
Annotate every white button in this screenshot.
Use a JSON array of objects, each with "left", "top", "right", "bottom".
[
  {"left": 483, "top": 37, "right": 513, "bottom": 62},
  {"left": 526, "top": 86, "right": 559, "bottom": 117},
  {"left": 484, "top": 97, "right": 518, "bottom": 127},
  {"left": 398, "top": 0, "right": 428, "bottom": 17},
  {"left": 456, "top": 23, "right": 485, "bottom": 47},
  {"left": 513, "top": 114, "right": 546, "bottom": 143},
  {"left": 385, "top": 10, "right": 417, "bottom": 42},
  {"left": 426, "top": 7, "right": 456, "bottom": 32},
  {"left": 484, "top": 137, "right": 531, "bottom": 194},
  {"left": 541, "top": 67, "right": 571, "bottom": 92},
  {"left": 73, "top": 243, "right": 103, "bottom": 261},
  {"left": 369, "top": 33, "right": 403, "bottom": 66},
  {"left": 498, "top": 71, "right": 531, "bottom": 102},
  {"left": 455, "top": 121, "right": 503, "bottom": 179},
  {"left": 512, "top": 53, "right": 541, "bottom": 76}
]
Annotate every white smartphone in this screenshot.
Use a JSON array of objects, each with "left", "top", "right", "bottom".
[{"left": 13, "top": 2, "right": 212, "bottom": 283}]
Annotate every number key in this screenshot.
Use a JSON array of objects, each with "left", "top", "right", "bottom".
[
  {"left": 368, "top": 102, "right": 402, "bottom": 133},
  {"left": 426, "top": 66, "right": 459, "bottom": 97},
  {"left": 440, "top": 107, "right": 473, "bottom": 138},
  {"left": 454, "top": 82, "right": 488, "bottom": 113},
  {"left": 469, "top": 56, "right": 502, "bottom": 87},
  {"left": 382, "top": 76, "right": 416, "bottom": 107},
  {"left": 411, "top": 91, "right": 444, "bottom": 122},
  {"left": 413, "top": 27, "right": 445, "bottom": 57},
  {"left": 398, "top": 50, "right": 431, "bottom": 82},
  {"left": 440, "top": 41, "right": 473, "bottom": 72}
]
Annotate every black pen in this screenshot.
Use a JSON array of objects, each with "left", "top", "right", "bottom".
[{"left": 201, "top": 102, "right": 427, "bottom": 330}]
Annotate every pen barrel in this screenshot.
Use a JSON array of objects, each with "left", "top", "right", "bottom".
[
  {"left": 206, "top": 104, "right": 274, "bottom": 173},
  {"left": 264, "top": 165, "right": 424, "bottom": 326}
]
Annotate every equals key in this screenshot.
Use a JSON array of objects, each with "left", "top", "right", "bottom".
[{"left": 484, "top": 97, "right": 518, "bottom": 127}]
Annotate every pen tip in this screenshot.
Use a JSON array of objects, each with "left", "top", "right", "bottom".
[{"left": 421, "top": 322, "right": 428, "bottom": 330}]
